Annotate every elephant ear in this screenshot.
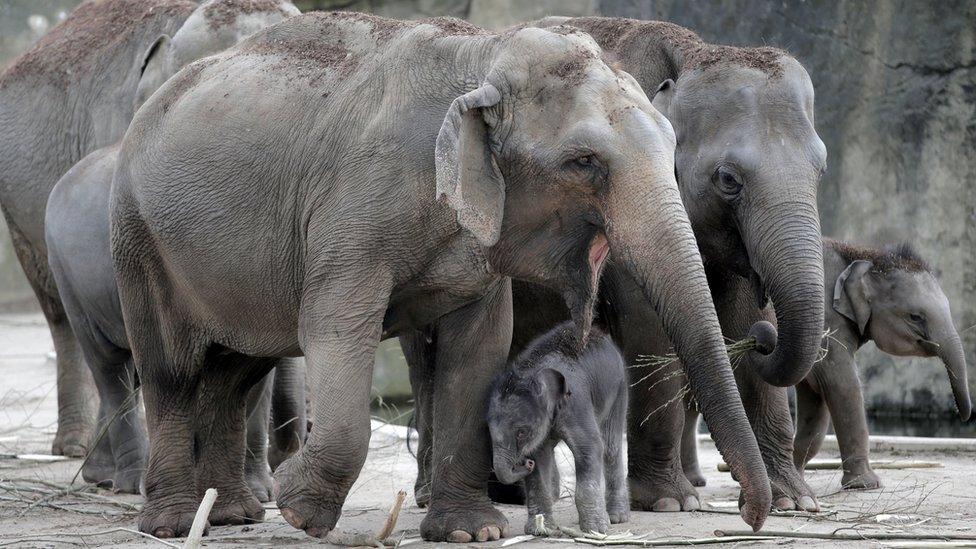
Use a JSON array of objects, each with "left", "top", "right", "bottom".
[
  {"left": 435, "top": 84, "right": 504, "bottom": 247},
  {"left": 833, "top": 259, "right": 873, "bottom": 335},
  {"left": 536, "top": 368, "right": 570, "bottom": 404},
  {"left": 651, "top": 79, "right": 675, "bottom": 117},
  {"left": 134, "top": 34, "right": 174, "bottom": 109}
]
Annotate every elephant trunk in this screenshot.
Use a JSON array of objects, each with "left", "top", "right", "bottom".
[
  {"left": 741, "top": 185, "right": 825, "bottom": 387},
  {"left": 934, "top": 331, "right": 972, "bottom": 421},
  {"left": 606, "top": 164, "right": 771, "bottom": 531}
]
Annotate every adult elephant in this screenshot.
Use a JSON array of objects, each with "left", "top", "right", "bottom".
[
  {"left": 108, "top": 13, "right": 771, "bottom": 540},
  {"left": 0, "top": 0, "right": 299, "bottom": 457},
  {"left": 407, "top": 16, "right": 827, "bottom": 513}
]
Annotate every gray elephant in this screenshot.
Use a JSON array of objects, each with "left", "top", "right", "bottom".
[
  {"left": 790, "top": 239, "right": 971, "bottom": 489},
  {"left": 45, "top": 144, "right": 307, "bottom": 498},
  {"left": 107, "top": 12, "right": 771, "bottom": 540},
  {"left": 409, "top": 16, "right": 827, "bottom": 513},
  {"left": 0, "top": 0, "right": 298, "bottom": 457}
]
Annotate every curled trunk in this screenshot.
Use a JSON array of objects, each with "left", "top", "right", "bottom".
[{"left": 933, "top": 332, "right": 972, "bottom": 421}]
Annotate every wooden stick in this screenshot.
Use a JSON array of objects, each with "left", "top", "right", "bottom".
[
  {"left": 183, "top": 488, "right": 217, "bottom": 549},
  {"left": 717, "top": 459, "right": 942, "bottom": 472},
  {"left": 572, "top": 535, "right": 772, "bottom": 546},
  {"left": 377, "top": 490, "right": 406, "bottom": 541},
  {"left": 715, "top": 529, "right": 976, "bottom": 541}
]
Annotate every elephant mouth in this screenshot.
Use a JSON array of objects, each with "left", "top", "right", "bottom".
[{"left": 588, "top": 233, "right": 610, "bottom": 276}]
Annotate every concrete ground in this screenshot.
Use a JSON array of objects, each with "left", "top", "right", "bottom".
[{"left": 1, "top": 312, "right": 975, "bottom": 548}]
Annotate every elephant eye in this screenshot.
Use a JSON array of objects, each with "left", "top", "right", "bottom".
[
  {"left": 909, "top": 313, "right": 925, "bottom": 324},
  {"left": 516, "top": 428, "right": 529, "bottom": 441},
  {"left": 716, "top": 167, "right": 743, "bottom": 199},
  {"left": 576, "top": 155, "right": 594, "bottom": 167}
]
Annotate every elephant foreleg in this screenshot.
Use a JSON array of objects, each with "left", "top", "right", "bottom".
[
  {"left": 816, "top": 356, "right": 879, "bottom": 490},
  {"left": 274, "top": 274, "right": 389, "bottom": 539},
  {"left": 419, "top": 279, "right": 512, "bottom": 543}
]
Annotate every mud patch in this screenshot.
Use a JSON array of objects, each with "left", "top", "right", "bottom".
[
  {"left": 419, "top": 17, "right": 490, "bottom": 36},
  {"left": 245, "top": 37, "right": 358, "bottom": 84},
  {"left": 204, "top": 0, "right": 292, "bottom": 30},
  {"left": 328, "top": 11, "right": 409, "bottom": 44},
  {"left": 0, "top": 0, "right": 196, "bottom": 88},
  {"left": 683, "top": 44, "right": 787, "bottom": 78}
]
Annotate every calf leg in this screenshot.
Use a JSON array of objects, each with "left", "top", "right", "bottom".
[
  {"left": 604, "top": 382, "right": 629, "bottom": 524},
  {"left": 401, "top": 329, "right": 435, "bottom": 508},
  {"left": 565, "top": 415, "right": 609, "bottom": 534},
  {"left": 85, "top": 357, "right": 145, "bottom": 494},
  {"left": 680, "top": 405, "right": 706, "bottom": 487},
  {"left": 817, "top": 358, "right": 879, "bottom": 489},
  {"left": 523, "top": 442, "right": 557, "bottom": 535},
  {"left": 792, "top": 380, "right": 829, "bottom": 472}
]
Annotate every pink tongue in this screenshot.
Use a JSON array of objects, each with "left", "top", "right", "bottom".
[{"left": 588, "top": 234, "right": 610, "bottom": 272}]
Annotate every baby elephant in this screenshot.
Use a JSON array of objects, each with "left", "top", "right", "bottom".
[
  {"left": 793, "top": 238, "right": 972, "bottom": 489},
  {"left": 488, "top": 322, "right": 629, "bottom": 535}
]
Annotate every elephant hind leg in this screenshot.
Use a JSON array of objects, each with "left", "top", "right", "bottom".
[
  {"left": 268, "top": 358, "right": 306, "bottom": 472},
  {"left": 3, "top": 214, "right": 97, "bottom": 457},
  {"left": 195, "top": 352, "right": 274, "bottom": 525}
]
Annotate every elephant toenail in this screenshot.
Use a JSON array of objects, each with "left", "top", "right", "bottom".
[
  {"left": 280, "top": 507, "right": 303, "bottom": 529},
  {"left": 683, "top": 496, "right": 701, "bottom": 511},
  {"left": 448, "top": 530, "right": 473, "bottom": 543},
  {"left": 306, "top": 526, "right": 328, "bottom": 538},
  {"left": 798, "top": 496, "right": 818, "bottom": 511},
  {"left": 476, "top": 528, "right": 490, "bottom": 542},
  {"left": 773, "top": 496, "right": 795, "bottom": 510},
  {"left": 652, "top": 497, "right": 680, "bottom": 512},
  {"left": 154, "top": 527, "right": 174, "bottom": 538},
  {"left": 487, "top": 526, "right": 501, "bottom": 540}
]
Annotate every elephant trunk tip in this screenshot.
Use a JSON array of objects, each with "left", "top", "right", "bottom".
[{"left": 747, "top": 320, "right": 777, "bottom": 356}]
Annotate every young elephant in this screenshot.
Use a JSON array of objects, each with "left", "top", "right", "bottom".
[
  {"left": 489, "top": 322, "right": 628, "bottom": 535},
  {"left": 45, "top": 145, "right": 307, "bottom": 499},
  {"left": 682, "top": 238, "right": 973, "bottom": 490},
  {"left": 791, "top": 239, "right": 972, "bottom": 488}
]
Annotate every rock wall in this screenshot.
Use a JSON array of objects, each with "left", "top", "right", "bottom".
[{"left": 2, "top": 1, "right": 974, "bottom": 414}]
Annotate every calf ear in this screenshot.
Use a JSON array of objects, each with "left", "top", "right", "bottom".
[
  {"left": 435, "top": 84, "right": 504, "bottom": 247},
  {"left": 537, "top": 368, "right": 570, "bottom": 403},
  {"left": 833, "top": 260, "right": 873, "bottom": 335}
]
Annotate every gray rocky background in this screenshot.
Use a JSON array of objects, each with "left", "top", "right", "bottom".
[{"left": 2, "top": 0, "right": 974, "bottom": 417}]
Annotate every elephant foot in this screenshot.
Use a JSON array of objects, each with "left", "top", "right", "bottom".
[
  {"left": 245, "top": 466, "right": 275, "bottom": 502},
  {"left": 607, "top": 505, "right": 630, "bottom": 524},
  {"left": 209, "top": 494, "right": 266, "bottom": 526},
  {"left": 683, "top": 465, "right": 707, "bottom": 487},
  {"left": 629, "top": 472, "right": 700, "bottom": 512},
  {"left": 420, "top": 499, "right": 509, "bottom": 542},
  {"left": 81, "top": 457, "right": 116, "bottom": 488},
  {"left": 768, "top": 465, "right": 819, "bottom": 512},
  {"left": 842, "top": 468, "right": 881, "bottom": 490},
  {"left": 274, "top": 459, "right": 342, "bottom": 538},
  {"left": 138, "top": 500, "right": 201, "bottom": 538},
  {"left": 579, "top": 510, "right": 611, "bottom": 535},
  {"left": 524, "top": 513, "right": 557, "bottom": 536},
  {"left": 110, "top": 466, "right": 144, "bottom": 494},
  {"left": 52, "top": 426, "right": 89, "bottom": 458}
]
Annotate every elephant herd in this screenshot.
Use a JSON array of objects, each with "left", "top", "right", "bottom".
[{"left": 0, "top": 0, "right": 970, "bottom": 542}]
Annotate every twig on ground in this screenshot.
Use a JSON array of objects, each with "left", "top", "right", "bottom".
[
  {"left": 715, "top": 529, "right": 976, "bottom": 541},
  {"left": 0, "top": 528, "right": 179, "bottom": 548},
  {"left": 184, "top": 487, "right": 217, "bottom": 549},
  {"left": 717, "top": 459, "right": 942, "bottom": 472},
  {"left": 328, "top": 489, "right": 408, "bottom": 548}
]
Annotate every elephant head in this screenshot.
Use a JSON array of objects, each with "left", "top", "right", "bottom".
[
  {"left": 134, "top": 0, "right": 300, "bottom": 108},
  {"left": 652, "top": 54, "right": 828, "bottom": 387},
  {"left": 833, "top": 246, "right": 972, "bottom": 420},
  {"left": 435, "top": 27, "right": 771, "bottom": 529}
]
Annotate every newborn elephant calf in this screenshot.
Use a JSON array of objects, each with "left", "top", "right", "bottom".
[
  {"left": 791, "top": 238, "right": 972, "bottom": 489},
  {"left": 489, "top": 322, "right": 628, "bottom": 535}
]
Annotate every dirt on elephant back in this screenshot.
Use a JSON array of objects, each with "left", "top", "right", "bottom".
[
  {"left": 560, "top": 17, "right": 786, "bottom": 79},
  {"left": 418, "top": 17, "right": 490, "bottom": 36},
  {"left": 204, "top": 0, "right": 293, "bottom": 30},
  {"left": 0, "top": 0, "right": 196, "bottom": 88},
  {"left": 328, "top": 11, "right": 409, "bottom": 44}
]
